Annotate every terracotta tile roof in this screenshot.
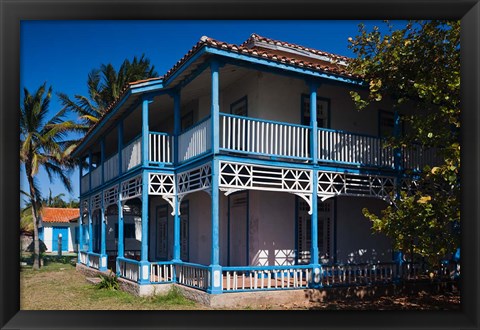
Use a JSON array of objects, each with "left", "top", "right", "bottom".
[
  {"left": 41, "top": 207, "right": 79, "bottom": 223},
  {"left": 74, "top": 33, "right": 359, "bottom": 155}
]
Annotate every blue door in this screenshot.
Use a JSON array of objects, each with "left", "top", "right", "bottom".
[{"left": 52, "top": 227, "right": 69, "bottom": 252}]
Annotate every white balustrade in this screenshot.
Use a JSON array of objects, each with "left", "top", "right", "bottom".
[
  {"left": 150, "top": 263, "right": 174, "bottom": 283},
  {"left": 221, "top": 114, "right": 310, "bottom": 159},
  {"left": 104, "top": 153, "right": 119, "bottom": 182},
  {"left": 91, "top": 166, "right": 102, "bottom": 189},
  {"left": 119, "top": 258, "right": 140, "bottom": 282},
  {"left": 122, "top": 136, "right": 142, "bottom": 173},
  {"left": 402, "top": 146, "right": 439, "bottom": 171},
  {"left": 222, "top": 266, "right": 311, "bottom": 291},
  {"left": 321, "top": 263, "right": 397, "bottom": 287},
  {"left": 80, "top": 174, "right": 89, "bottom": 194},
  {"left": 149, "top": 133, "right": 173, "bottom": 164},
  {"left": 88, "top": 253, "right": 100, "bottom": 270},
  {"left": 178, "top": 118, "right": 211, "bottom": 162},
  {"left": 79, "top": 251, "right": 88, "bottom": 265},
  {"left": 175, "top": 263, "right": 209, "bottom": 291},
  {"left": 318, "top": 129, "right": 394, "bottom": 168}
]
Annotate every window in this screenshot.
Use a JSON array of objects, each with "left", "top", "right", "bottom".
[
  {"left": 230, "top": 96, "right": 248, "bottom": 116},
  {"left": 301, "top": 94, "right": 330, "bottom": 128}
]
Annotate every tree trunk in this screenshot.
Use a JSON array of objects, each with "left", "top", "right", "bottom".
[{"left": 27, "top": 172, "right": 41, "bottom": 270}]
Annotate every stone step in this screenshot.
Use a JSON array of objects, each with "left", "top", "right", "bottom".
[{"left": 85, "top": 277, "right": 102, "bottom": 285}]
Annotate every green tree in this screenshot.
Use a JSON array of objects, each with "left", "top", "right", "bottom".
[
  {"left": 58, "top": 55, "right": 157, "bottom": 128},
  {"left": 20, "top": 83, "right": 81, "bottom": 269},
  {"left": 348, "top": 20, "right": 460, "bottom": 271}
]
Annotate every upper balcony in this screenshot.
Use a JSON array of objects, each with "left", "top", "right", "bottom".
[
  {"left": 77, "top": 60, "right": 440, "bottom": 196},
  {"left": 80, "top": 111, "right": 439, "bottom": 195}
]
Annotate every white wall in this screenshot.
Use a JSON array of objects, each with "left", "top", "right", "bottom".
[
  {"left": 335, "top": 196, "right": 393, "bottom": 263},
  {"left": 41, "top": 223, "right": 77, "bottom": 252}
]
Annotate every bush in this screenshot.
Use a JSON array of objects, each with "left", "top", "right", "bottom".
[{"left": 96, "top": 272, "right": 119, "bottom": 291}]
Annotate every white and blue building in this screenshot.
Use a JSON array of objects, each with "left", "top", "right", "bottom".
[
  {"left": 38, "top": 207, "right": 79, "bottom": 254},
  {"left": 73, "top": 34, "right": 438, "bottom": 295}
]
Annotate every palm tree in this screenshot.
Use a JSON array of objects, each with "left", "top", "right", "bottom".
[
  {"left": 20, "top": 83, "right": 81, "bottom": 269},
  {"left": 58, "top": 54, "right": 157, "bottom": 129}
]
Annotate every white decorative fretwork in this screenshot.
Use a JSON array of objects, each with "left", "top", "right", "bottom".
[
  {"left": 121, "top": 174, "right": 142, "bottom": 201},
  {"left": 177, "top": 164, "right": 212, "bottom": 195},
  {"left": 91, "top": 193, "right": 102, "bottom": 211},
  {"left": 148, "top": 173, "right": 177, "bottom": 215},
  {"left": 317, "top": 171, "right": 395, "bottom": 201},
  {"left": 219, "top": 161, "right": 312, "bottom": 193},
  {"left": 149, "top": 173, "right": 175, "bottom": 195},
  {"left": 103, "top": 185, "right": 119, "bottom": 208}
]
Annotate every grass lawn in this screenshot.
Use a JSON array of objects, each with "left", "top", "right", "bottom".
[{"left": 20, "top": 262, "right": 208, "bottom": 310}]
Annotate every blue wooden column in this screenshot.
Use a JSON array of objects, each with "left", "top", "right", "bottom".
[
  {"left": 139, "top": 97, "right": 151, "bottom": 284},
  {"left": 208, "top": 60, "right": 222, "bottom": 293},
  {"left": 309, "top": 81, "right": 319, "bottom": 164},
  {"left": 99, "top": 194, "right": 107, "bottom": 271},
  {"left": 393, "top": 108, "right": 403, "bottom": 280},
  {"left": 142, "top": 97, "right": 152, "bottom": 167},
  {"left": 78, "top": 210, "right": 84, "bottom": 254},
  {"left": 116, "top": 189, "right": 124, "bottom": 276},
  {"left": 211, "top": 60, "right": 220, "bottom": 155},
  {"left": 209, "top": 159, "right": 222, "bottom": 294},
  {"left": 173, "top": 91, "right": 181, "bottom": 261},
  {"left": 87, "top": 197, "right": 93, "bottom": 266},
  {"left": 393, "top": 108, "right": 402, "bottom": 197},
  {"left": 309, "top": 81, "right": 321, "bottom": 287}
]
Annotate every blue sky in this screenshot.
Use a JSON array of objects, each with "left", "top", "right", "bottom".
[{"left": 20, "top": 20, "right": 391, "bottom": 206}]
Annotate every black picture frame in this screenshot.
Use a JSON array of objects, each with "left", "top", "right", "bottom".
[{"left": 1, "top": 1, "right": 479, "bottom": 329}]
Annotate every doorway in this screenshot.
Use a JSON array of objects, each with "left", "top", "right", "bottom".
[{"left": 228, "top": 191, "right": 248, "bottom": 266}]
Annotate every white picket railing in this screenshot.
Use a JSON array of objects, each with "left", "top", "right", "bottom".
[
  {"left": 222, "top": 266, "right": 311, "bottom": 291},
  {"left": 402, "top": 146, "right": 440, "bottom": 171},
  {"left": 321, "top": 263, "right": 397, "bottom": 286},
  {"left": 122, "top": 136, "right": 142, "bottom": 173},
  {"left": 149, "top": 133, "right": 173, "bottom": 164},
  {"left": 91, "top": 166, "right": 102, "bottom": 189},
  {"left": 150, "top": 262, "right": 175, "bottom": 283},
  {"left": 118, "top": 258, "right": 140, "bottom": 282},
  {"left": 79, "top": 251, "right": 88, "bottom": 265},
  {"left": 220, "top": 113, "right": 310, "bottom": 159},
  {"left": 175, "top": 262, "right": 209, "bottom": 291},
  {"left": 80, "top": 174, "right": 89, "bottom": 194},
  {"left": 178, "top": 117, "right": 211, "bottom": 163},
  {"left": 318, "top": 128, "right": 394, "bottom": 168},
  {"left": 104, "top": 153, "right": 119, "bottom": 182},
  {"left": 88, "top": 253, "right": 100, "bottom": 270}
]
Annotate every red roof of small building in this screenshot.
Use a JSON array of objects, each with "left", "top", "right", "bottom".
[{"left": 41, "top": 207, "right": 80, "bottom": 223}]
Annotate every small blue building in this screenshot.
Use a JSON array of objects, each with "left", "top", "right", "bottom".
[{"left": 72, "top": 34, "right": 439, "bottom": 296}]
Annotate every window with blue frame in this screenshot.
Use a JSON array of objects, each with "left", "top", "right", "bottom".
[{"left": 301, "top": 94, "right": 330, "bottom": 128}]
